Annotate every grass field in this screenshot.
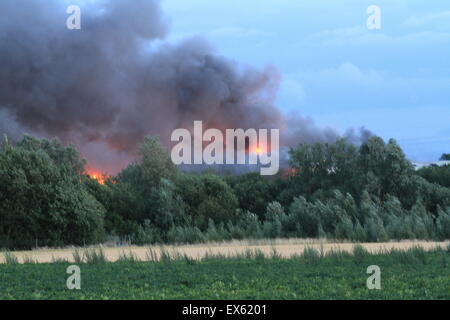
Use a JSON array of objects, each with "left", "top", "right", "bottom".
[
  {"left": 0, "top": 245, "right": 449, "bottom": 300},
  {"left": 1, "top": 239, "right": 449, "bottom": 264}
]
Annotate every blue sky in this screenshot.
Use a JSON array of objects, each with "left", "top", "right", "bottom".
[{"left": 161, "top": 0, "right": 450, "bottom": 161}]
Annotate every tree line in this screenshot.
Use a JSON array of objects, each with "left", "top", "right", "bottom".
[{"left": 1, "top": 135, "right": 450, "bottom": 249}]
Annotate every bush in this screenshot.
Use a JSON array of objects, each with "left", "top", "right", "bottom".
[
  {"left": 167, "top": 226, "right": 206, "bottom": 244},
  {"left": 0, "top": 136, "right": 105, "bottom": 249},
  {"left": 335, "top": 215, "right": 354, "bottom": 240},
  {"left": 436, "top": 208, "right": 450, "bottom": 240},
  {"left": 386, "top": 215, "right": 413, "bottom": 240},
  {"left": 204, "top": 219, "right": 230, "bottom": 242},
  {"left": 132, "top": 220, "right": 161, "bottom": 245},
  {"left": 262, "top": 220, "right": 282, "bottom": 239},
  {"left": 288, "top": 196, "right": 320, "bottom": 237},
  {"left": 235, "top": 210, "right": 263, "bottom": 239},
  {"left": 262, "top": 202, "right": 285, "bottom": 238},
  {"left": 364, "top": 217, "right": 389, "bottom": 242},
  {"left": 352, "top": 221, "right": 367, "bottom": 242}
]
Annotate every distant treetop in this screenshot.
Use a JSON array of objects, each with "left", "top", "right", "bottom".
[{"left": 439, "top": 153, "right": 450, "bottom": 161}]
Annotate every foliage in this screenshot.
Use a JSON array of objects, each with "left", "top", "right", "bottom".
[
  {"left": 0, "top": 136, "right": 105, "bottom": 249},
  {"left": 418, "top": 164, "right": 450, "bottom": 188},
  {"left": 2, "top": 133, "right": 450, "bottom": 249},
  {"left": 0, "top": 248, "right": 449, "bottom": 299}
]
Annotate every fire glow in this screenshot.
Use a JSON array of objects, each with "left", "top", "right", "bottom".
[
  {"left": 171, "top": 121, "right": 280, "bottom": 175},
  {"left": 86, "top": 169, "right": 107, "bottom": 185}
]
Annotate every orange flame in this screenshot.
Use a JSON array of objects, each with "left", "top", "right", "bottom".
[
  {"left": 86, "top": 168, "right": 107, "bottom": 184},
  {"left": 251, "top": 144, "right": 269, "bottom": 155}
]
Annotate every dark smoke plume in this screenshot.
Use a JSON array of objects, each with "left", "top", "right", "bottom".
[{"left": 0, "top": 0, "right": 371, "bottom": 173}]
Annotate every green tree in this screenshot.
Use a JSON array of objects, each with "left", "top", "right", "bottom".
[
  {"left": 138, "top": 136, "right": 178, "bottom": 188},
  {"left": 225, "top": 172, "right": 277, "bottom": 219},
  {"left": 288, "top": 196, "right": 319, "bottom": 237},
  {"left": 105, "top": 136, "right": 184, "bottom": 239},
  {"left": 0, "top": 136, "right": 104, "bottom": 249},
  {"left": 436, "top": 207, "right": 450, "bottom": 240},
  {"left": 195, "top": 174, "right": 239, "bottom": 228},
  {"left": 418, "top": 164, "right": 450, "bottom": 188},
  {"left": 358, "top": 137, "right": 415, "bottom": 203},
  {"left": 176, "top": 172, "right": 238, "bottom": 229},
  {"left": 288, "top": 139, "right": 359, "bottom": 198}
]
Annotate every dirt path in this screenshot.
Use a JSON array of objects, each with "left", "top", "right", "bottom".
[{"left": 1, "top": 239, "right": 449, "bottom": 264}]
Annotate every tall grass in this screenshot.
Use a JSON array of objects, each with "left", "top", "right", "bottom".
[
  {"left": 254, "top": 249, "right": 266, "bottom": 261},
  {"left": 302, "top": 247, "right": 321, "bottom": 264},
  {"left": 159, "top": 247, "right": 172, "bottom": 262},
  {"left": 3, "top": 251, "right": 19, "bottom": 265},
  {"left": 22, "top": 255, "right": 37, "bottom": 264},
  {"left": 182, "top": 253, "right": 197, "bottom": 265},
  {"left": 352, "top": 244, "right": 369, "bottom": 264},
  {"left": 388, "top": 246, "right": 428, "bottom": 265},
  {"left": 202, "top": 250, "right": 227, "bottom": 262},
  {"left": 72, "top": 249, "right": 84, "bottom": 264},
  {"left": 146, "top": 247, "right": 158, "bottom": 262},
  {"left": 5, "top": 243, "right": 446, "bottom": 266},
  {"left": 270, "top": 247, "right": 282, "bottom": 259},
  {"left": 51, "top": 255, "right": 69, "bottom": 264},
  {"left": 327, "top": 248, "right": 351, "bottom": 263},
  {"left": 83, "top": 247, "right": 107, "bottom": 264},
  {"left": 118, "top": 250, "right": 139, "bottom": 262}
]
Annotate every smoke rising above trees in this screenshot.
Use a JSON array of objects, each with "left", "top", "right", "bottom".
[{"left": 0, "top": 0, "right": 370, "bottom": 173}]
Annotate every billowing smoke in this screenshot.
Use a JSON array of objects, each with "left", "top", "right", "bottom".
[{"left": 0, "top": 0, "right": 371, "bottom": 174}]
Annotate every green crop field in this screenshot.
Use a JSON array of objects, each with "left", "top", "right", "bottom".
[{"left": 0, "top": 246, "right": 449, "bottom": 300}]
